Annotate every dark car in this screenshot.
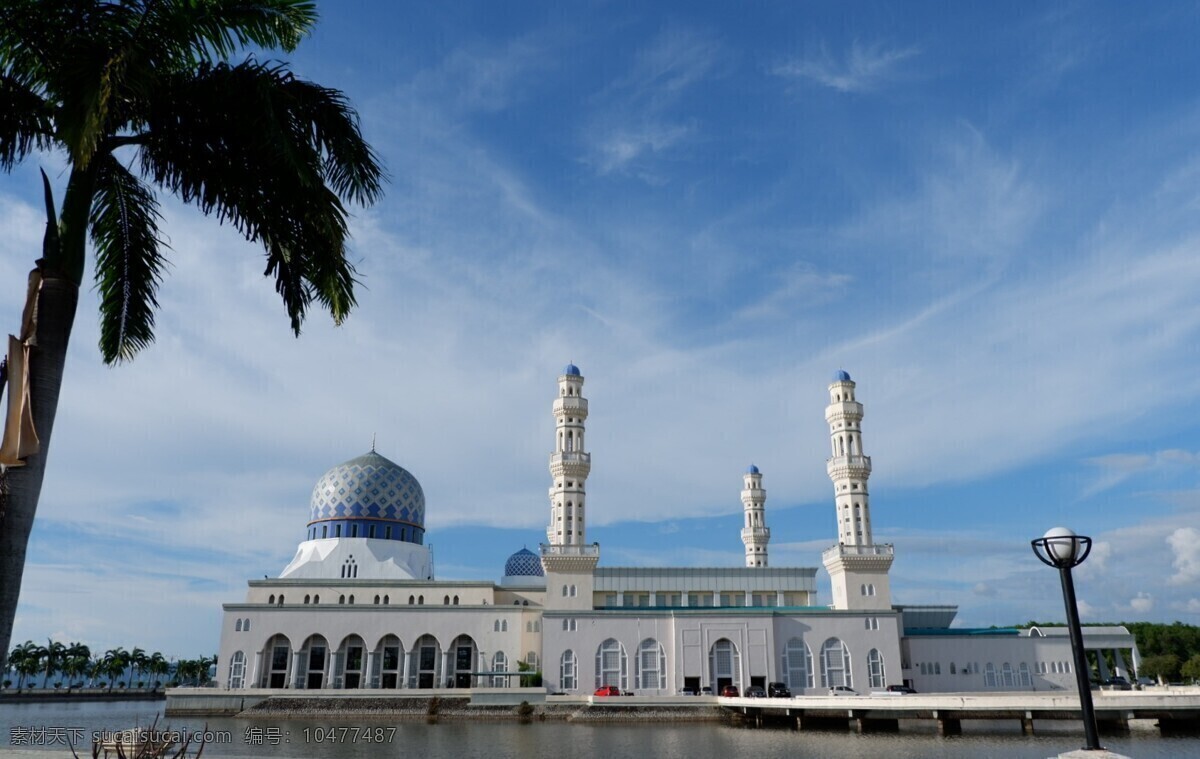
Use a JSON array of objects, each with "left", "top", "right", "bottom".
[
  {"left": 594, "top": 685, "right": 621, "bottom": 696},
  {"left": 745, "top": 685, "right": 766, "bottom": 698},
  {"left": 1104, "top": 676, "right": 1132, "bottom": 691},
  {"left": 720, "top": 685, "right": 740, "bottom": 697},
  {"left": 886, "top": 684, "right": 918, "bottom": 694},
  {"left": 767, "top": 682, "right": 792, "bottom": 698}
]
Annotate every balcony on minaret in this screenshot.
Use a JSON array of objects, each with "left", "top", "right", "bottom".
[
  {"left": 826, "top": 454, "right": 871, "bottom": 478},
  {"left": 822, "top": 543, "right": 893, "bottom": 562},
  {"left": 553, "top": 396, "right": 588, "bottom": 415},
  {"left": 741, "top": 526, "right": 770, "bottom": 541}
]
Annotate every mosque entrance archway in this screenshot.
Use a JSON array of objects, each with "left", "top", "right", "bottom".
[
  {"left": 411, "top": 635, "right": 441, "bottom": 689},
  {"left": 709, "top": 638, "right": 741, "bottom": 694},
  {"left": 337, "top": 635, "right": 367, "bottom": 689},
  {"left": 449, "top": 635, "right": 478, "bottom": 688},
  {"left": 262, "top": 635, "right": 291, "bottom": 689},
  {"left": 377, "top": 635, "right": 403, "bottom": 689},
  {"left": 300, "top": 635, "right": 329, "bottom": 689}
]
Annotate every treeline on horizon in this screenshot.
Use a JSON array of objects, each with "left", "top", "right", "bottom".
[
  {"left": 3, "top": 641, "right": 216, "bottom": 690},
  {"left": 1016, "top": 621, "right": 1200, "bottom": 682}
]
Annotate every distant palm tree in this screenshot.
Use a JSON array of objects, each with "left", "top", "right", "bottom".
[
  {"left": 129, "top": 647, "right": 147, "bottom": 687},
  {"left": 101, "top": 647, "right": 130, "bottom": 689},
  {"left": 42, "top": 639, "right": 66, "bottom": 685},
  {"left": 145, "top": 651, "right": 168, "bottom": 688},
  {"left": 9, "top": 640, "right": 41, "bottom": 688},
  {"left": 0, "top": 0, "right": 384, "bottom": 675},
  {"left": 60, "top": 643, "right": 90, "bottom": 689}
]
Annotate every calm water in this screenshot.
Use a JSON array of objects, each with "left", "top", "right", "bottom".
[{"left": 3, "top": 701, "right": 1199, "bottom": 758}]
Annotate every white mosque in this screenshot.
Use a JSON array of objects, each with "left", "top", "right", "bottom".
[{"left": 215, "top": 367, "right": 1138, "bottom": 695}]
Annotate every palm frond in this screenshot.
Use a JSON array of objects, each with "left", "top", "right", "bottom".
[
  {"left": 0, "top": 72, "right": 53, "bottom": 170},
  {"left": 89, "top": 152, "right": 168, "bottom": 363},
  {"left": 147, "top": 0, "right": 319, "bottom": 61},
  {"left": 139, "top": 59, "right": 380, "bottom": 333}
]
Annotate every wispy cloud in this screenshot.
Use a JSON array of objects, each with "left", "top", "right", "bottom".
[
  {"left": 581, "top": 27, "right": 720, "bottom": 177},
  {"left": 773, "top": 40, "right": 919, "bottom": 93}
]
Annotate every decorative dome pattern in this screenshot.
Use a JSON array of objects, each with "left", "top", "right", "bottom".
[
  {"left": 503, "top": 548, "right": 544, "bottom": 577},
  {"left": 832, "top": 369, "right": 852, "bottom": 382},
  {"left": 309, "top": 451, "right": 425, "bottom": 527}
]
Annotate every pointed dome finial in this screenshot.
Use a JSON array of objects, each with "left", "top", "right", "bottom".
[{"left": 371, "top": 432, "right": 376, "bottom": 452}]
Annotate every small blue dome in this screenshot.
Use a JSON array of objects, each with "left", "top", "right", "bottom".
[
  {"left": 563, "top": 363, "right": 581, "bottom": 376},
  {"left": 746, "top": 464, "right": 760, "bottom": 474},
  {"left": 833, "top": 369, "right": 852, "bottom": 382},
  {"left": 504, "top": 548, "right": 544, "bottom": 577}
]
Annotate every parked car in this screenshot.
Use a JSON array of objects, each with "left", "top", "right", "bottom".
[
  {"left": 678, "top": 686, "right": 697, "bottom": 696},
  {"left": 886, "top": 684, "right": 918, "bottom": 694},
  {"left": 828, "top": 685, "right": 857, "bottom": 696},
  {"left": 700, "top": 686, "right": 713, "bottom": 696},
  {"left": 720, "top": 685, "right": 740, "bottom": 697},
  {"left": 1104, "top": 676, "right": 1132, "bottom": 691},
  {"left": 767, "top": 682, "right": 792, "bottom": 698},
  {"left": 594, "top": 685, "right": 622, "bottom": 696},
  {"left": 745, "top": 685, "right": 766, "bottom": 698}
]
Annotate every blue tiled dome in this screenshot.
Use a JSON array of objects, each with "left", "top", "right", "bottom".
[
  {"left": 504, "top": 548, "right": 544, "bottom": 577},
  {"left": 308, "top": 451, "right": 425, "bottom": 529},
  {"left": 746, "top": 464, "right": 760, "bottom": 475},
  {"left": 563, "top": 363, "right": 581, "bottom": 376},
  {"left": 832, "top": 369, "right": 852, "bottom": 382}
]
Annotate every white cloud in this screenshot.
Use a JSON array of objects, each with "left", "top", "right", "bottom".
[
  {"left": 773, "top": 40, "right": 919, "bottom": 93},
  {"left": 581, "top": 27, "right": 719, "bottom": 177},
  {"left": 1076, "top": 599, "right": 1099, "bottom": 619},
  {"left": 1130, "top": 592, "right": 1154, "bottom": 614},
  {"left": 1168, "top": 527, "right": 1200, "bottom": 586}
]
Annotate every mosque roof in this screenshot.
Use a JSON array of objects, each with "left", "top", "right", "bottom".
[
  {"left": 746, "top": 464, "right": 760, "bottom": 474},
  {"left": 833, "top": 369, "right": 852, "bottom": 382},
  {"left": 563, "top": 363, "right": 581, "bottom": 376},
  {"left": 308, "top": 451, "right": 425, "bottom": 528}
]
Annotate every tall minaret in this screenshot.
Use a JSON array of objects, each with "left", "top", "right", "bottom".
[
  {"left": 821, "top": 371, "right": 894, "bottom": 610},
  {"left": 740, "top": 465, "right": 770, "bottom": 567},
  {"left": 542, "top": 364, "right": 598, "bottom": 611},
  {"left": 546, "top": 364, "right": 590, "bottom": 546}
]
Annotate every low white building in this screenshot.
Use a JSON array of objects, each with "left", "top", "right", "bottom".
[{"left": 215, "top": 367, "right": 1137, "bottom": 695}]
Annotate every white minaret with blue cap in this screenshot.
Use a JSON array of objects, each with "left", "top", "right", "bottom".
[
  {"left": 821, "top": 371, "right": 894, "bottom": 611},
  {"left": 541, "top": 364, "right": 599, "bottom": 612},
  {"left": 546, "top": 363, "right": 591, "bottom": 547},
  {"left": 741, "top": 465, "right": 770, "bottom": 567}
]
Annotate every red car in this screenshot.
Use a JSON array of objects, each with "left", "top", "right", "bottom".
[
  {"left": 594, "top": 685, "right": 622, "bottom": 696},
  {"left": 720, "top": 685, "right": 739, "bottom": 697}
]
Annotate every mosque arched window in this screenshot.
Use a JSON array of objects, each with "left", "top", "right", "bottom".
[
  {"left": 268, "top": 595, "right": 275, "bottom": 605},
  {"left": 409, "top": 595, "right": 415, "bottom": 605},
  {"left": 277, "top": 595, "right": 284, "bottom": 605},
  {"left": 820, "top": 638, "right": 850, "bottom": 689},
  {"left": 312, "top": 596, "right": 318, "bottom": 605},
  {"left": 339, "top": 595, "right": 346, "bottom": 604},
  {"left": 492, "top": 651, "right": 508, "bottom": 688},
  {"left": 784, "top": 637, "right": 813, "bottom": 691},
  {"left": 494, "top": 620, "right": 501, "bottom": 632},
  {"left": 560, "top": 650, "right": 577, "bottom": 690},
  {"left": 867, "top": 649, "right": 886, "bottom": 689},
  {"left": 235, "top": 619, "right": 242, "bottom": 632},
  {"left": 453, "top": 596, "right": 459, "bottom": 605},
  {"left": 595, "top": 639, "right": 628, "bottom": 691},
  {"left": 418, "top": 595, "right": 424, "bottom": 604},
  {"left": 245, "top": 619, "right": 251, "bottom": 631},
  {"left": 351, "top": 524, "right": 358, "bottom": 538},
  {"left": 501, "top": 620, "right": 508, "bottom": 632},
  {"left": 336, "top": 525, "right": 342, "bottom": 537},
  {"left": 348, "top": 595, "right": 354, "bottom": 604},
  {"left": 444, "top": 596, "right": 450, "bottom": 605},
  {"left": 533, "top": 621, "right": 540, "bottom": 632},
  {"left": 384, "top": 595, "right": 389, "bottom": 604},
  {"left": 369, "top": 524, "right": 376, "bottom": 539},
  {"left": 322, "top": 525, "right": 328, "bottom": 538},
  {"left": 374, "top": 595, "right": 380, "bottom": 604},
  {"left": 636, "top": 638, "right": 666, "bottom": 690},
  {"left": 228, "top": 651, "right": 245, "bottom": 689},
  {"left": 304, "top": 595, "right": 311, "bottom": 605}
]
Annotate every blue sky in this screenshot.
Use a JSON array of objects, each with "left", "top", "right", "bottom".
[{"left": 4, "top": 1, "right": 1200, "bottom": 658}]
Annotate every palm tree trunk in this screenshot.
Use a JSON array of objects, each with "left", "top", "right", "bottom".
[{"left": 0, "top": 275, "right": 79, "bottom": 675}]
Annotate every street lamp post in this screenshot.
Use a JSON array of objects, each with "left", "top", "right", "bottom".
[{"left": 1031, "top": 526, "right": 1102, "bottom": 752}]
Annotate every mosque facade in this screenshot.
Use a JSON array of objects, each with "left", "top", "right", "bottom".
[{"left": 215, "top": 368, "right": 1138, "bottom": 695}]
